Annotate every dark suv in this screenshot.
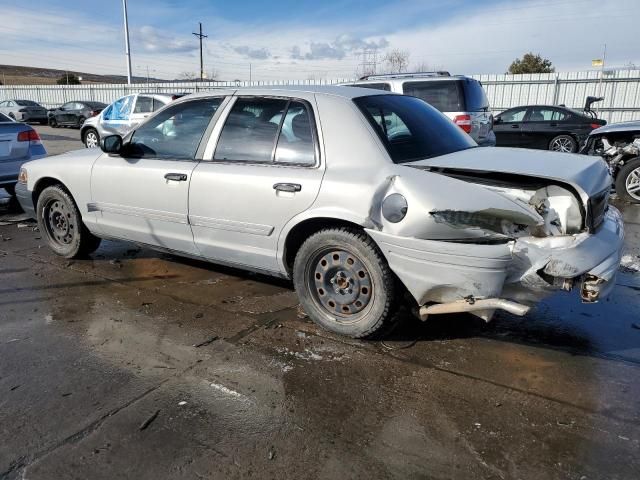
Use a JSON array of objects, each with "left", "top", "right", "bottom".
[{"left": 343, "top": 72, "right": 495, "bottom": 146}]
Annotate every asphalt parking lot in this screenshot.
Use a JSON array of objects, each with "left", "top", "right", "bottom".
[{"left": 1, "top": 126, "right": 640, "bottom": 479}]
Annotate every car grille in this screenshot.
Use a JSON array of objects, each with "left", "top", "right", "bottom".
[{"left": 588, "top": 189, "right": 609, "bottom": 232}]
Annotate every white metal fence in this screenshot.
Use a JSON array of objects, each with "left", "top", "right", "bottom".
[{"left": 1, "top": 69, "right": 639, "bottom": 123}]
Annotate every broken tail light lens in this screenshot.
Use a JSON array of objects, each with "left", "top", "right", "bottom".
[{"left": 453, "top": 114, "right": 472, "bottom": 133}]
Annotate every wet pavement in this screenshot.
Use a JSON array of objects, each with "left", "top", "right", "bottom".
[{"left": 1, "top": 159, "right": 640, "bottom": 478}]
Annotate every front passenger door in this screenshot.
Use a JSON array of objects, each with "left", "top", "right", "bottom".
[
  {"left": 494, "top": 107, "right": 528, "bottom": 147},
  {"left": 90, "top": 97, "right": 225, "bottom": 254}
]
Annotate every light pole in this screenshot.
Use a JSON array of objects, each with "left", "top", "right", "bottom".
[{"left": 122, "top": 0, "right": 133, "bottom": 84}]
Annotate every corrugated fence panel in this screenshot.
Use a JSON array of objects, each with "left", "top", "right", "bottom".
[{"left": 1, "top": 71, "right": 639, "bottom": 123}]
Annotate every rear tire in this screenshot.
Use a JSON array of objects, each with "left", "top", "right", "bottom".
[
  {"left": 36, "top": 185, "right": 101, "bottom": 258},
  {"left": 76, "top": 116, "right": 86, "bottom": 128},
  {"left": 84, "top": 128, "right": 99, "bottom": 148},
  {"left": 615, "top": 157, "right": 640, "bottom": 204},
  {"left": 3, "top": 184, "right": 16, "bottom": 196},
  {"left": 549, "top": 134, "right": 577, "bottom": 153},
  {"left": 293, "top": 227, "right": 398, "bottom": 338},
  {"left": 49, "top": 117, "right": 58, "bottom": 128}
]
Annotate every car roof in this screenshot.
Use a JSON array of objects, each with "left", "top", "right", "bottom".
[{"left": 179, "top": 85, "right": 400, "bottom": 101}]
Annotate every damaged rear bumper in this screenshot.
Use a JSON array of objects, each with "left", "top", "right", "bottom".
[{"left": 366, "top": 206, "right": 624, "bottom": 317}]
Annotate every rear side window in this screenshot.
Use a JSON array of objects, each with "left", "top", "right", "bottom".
[
  {"left": 273, "top": 101, "right": 316, "bottom": 165},
  {"left": 153, "top": 98, "right": 167, "bottom": 111},
  {"left": 129, "top": 98, "right": 222, "bottom": 159},
  {"left": 355, "top": 95, "right": 476, "bottom": 163},
  {"left": 346, "top": 83, "right": 391, "bottom": 91},
  {"left": 462, "top": 79, "right": 489, "bottom": 111},
  {"left": 134, "top": 96, "right": 154, "bottom": 113},
  {"left": 402, "top": 80, "right": 463, "bottom": 112},
  {"left": 527, "top": 107, "right": 569, "bottom": 122}
]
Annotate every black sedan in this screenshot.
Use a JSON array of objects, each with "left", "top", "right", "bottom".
[
  {"left": 493, "top": 105, "right": 606, "bottom": 153},
  {"left": 48, "top": 101, "right": 108, "bottom": 129}
]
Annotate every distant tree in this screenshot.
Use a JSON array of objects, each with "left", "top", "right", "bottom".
[
  {"left": 413, "top": 61, "right": 432, "bottom": 72},
  {"left": 178, "top": 71, "right": 199, "bottom": 81},
  {"left": 56, "top": 73, "right": 81, "bottom": 85},
  {"left": 508, "top": 53, "right": 555, "bottom": 74},
  {"left": 383, "top": 49, "right": 410, "bottom": 73}
]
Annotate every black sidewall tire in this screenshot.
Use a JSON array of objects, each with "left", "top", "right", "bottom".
[
  {"left": 293, "top": 228, "right": 397, "bottom": 338},
  {"left": 49, "top": 117, "right": 57, "bottom": 128},
  {"left": 36, "top": 186, "right": 100, "bottom": 258},
  {"left": 615, "top": 157, "right": 640, "bottom": 204},
  {"left": 77, "top": 116, "right": 86, "bottom": 128},
  {"left": 549, "top": 134, "right": 577, "bottom": 153}
]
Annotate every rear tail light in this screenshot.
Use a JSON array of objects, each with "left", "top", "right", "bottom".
[
  {"left": 17, "top": 129, "right": 41, "bottom": 142},
  {"left": 590, "top": 123, "right": 602, "bottom": 130},
  {"left": 453, "top": 114, "right": 472, "bottom": 133},
  {"left": 90, "top": 110, "right": 100, "bottom": 117}
]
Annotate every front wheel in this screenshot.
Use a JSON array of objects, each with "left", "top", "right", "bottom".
[
  {"left": 293, "top": 228, "right": 398, "bottom": 338},
  {"left": 549, "top": 134, "right": 577, "bottom": 153},
  {"left": 84, "top": 128, "right": 99, "bottom": 148},
  {"left": 615, "top": 157, "right": 640, "bottom": 203},
  {"left": 36, "top": 185, "right": 101, "bottom": 258}
]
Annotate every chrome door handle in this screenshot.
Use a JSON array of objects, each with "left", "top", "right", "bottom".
[
  {"left": 510, "top": 124, "right": 519, "bottom": 129},
  {"left": 165, "top": 173, "right": 187, "bottom": 181},
  {"left": 273, "top": 183, "right": 301, "bottom": 193}
]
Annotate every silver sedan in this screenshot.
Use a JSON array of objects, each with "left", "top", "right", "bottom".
[{"left": 16, "top": 86, "right": 624, "bottom": 338}]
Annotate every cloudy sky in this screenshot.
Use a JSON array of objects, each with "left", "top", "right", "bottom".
[{"left": 1, "top": 0, "right": 639, "bottom": 81}]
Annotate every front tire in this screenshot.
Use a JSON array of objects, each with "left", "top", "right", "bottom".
[
  {"left": 293, "top": 227, "right": 398, "bottom": 338},
  {"left": 36, "top": 185, "right": 101, "bottom": 258},
  {"left": 84, "top": 128, "right": 99, "bottom": 148},
  {"left": 549, "top": 134, "right": 577, "bottom": 153},
  {"left": 615, "top": 157, "right": 640, "bottom": 203}
]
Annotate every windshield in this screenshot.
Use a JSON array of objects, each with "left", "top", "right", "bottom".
[
  {"left": 16, "top": 100, "right": 40, "bottom": 107},
  {"left": 354, "top": 95, "right": 476, "bottom": 163}
]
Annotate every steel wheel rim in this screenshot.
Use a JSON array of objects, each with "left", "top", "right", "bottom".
[
  {"left": 551, "top": 137, "right": 573, "bottom": 152},
  {"left": 43, "top": 199, "right": 75, "bottom": 246},
  {"left": 307, "top": 247, "right": 373, "bottom": 323},
  {"left": 85, "top": 132, "right": 98, "bottom": 148},
  {"left": 625, "top": 166, "right": 640, "bottom": 201}
]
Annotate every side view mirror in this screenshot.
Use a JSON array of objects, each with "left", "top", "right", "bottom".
[
  {"left": 101, "top": 135, "right": 123, "bottom": 154},
  {"left": 494, "top": 117, "right": 502, "bottom": 124}
]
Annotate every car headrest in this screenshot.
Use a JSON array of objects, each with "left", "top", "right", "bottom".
[{"left": 292, "top": 113, "right": 312, "bottom": 142}]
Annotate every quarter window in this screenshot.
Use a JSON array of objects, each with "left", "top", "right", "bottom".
[
  {"left": 128, "top": 98, "right": 222, "bottom": 159},
  {"left": 107, "top": 96, "right": 134, "bottom": 121},
  {"left": 214, "top": 97, "right": 288, "bottom": 163}
]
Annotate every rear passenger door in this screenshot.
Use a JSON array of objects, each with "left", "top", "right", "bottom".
[
  {"left": 130, "top": 95, "right": 155, "bottom": 126},
  {"left": 189, "top": 95, "right": 324, "bottom": 273},
  {"left": 521, "top": 107, "right": 568, "bottom": 149}
]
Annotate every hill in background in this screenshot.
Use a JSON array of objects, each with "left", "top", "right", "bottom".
[{"left": 0, "top": 64, "right": 164, "bottom": 85}]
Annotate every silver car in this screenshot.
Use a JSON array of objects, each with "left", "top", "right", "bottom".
[
  {"left": 0, "top": 112, "right": 47, "bottom": 195},
  {"left": 16, "top": 86, "right": 623, "bottom": 338},
  {"left": 0, "top": 99, "right": 48, "bottom": 124},
  {"left": 80, "top": 93, "right": 184, "bottom": 148},
  {"left": 343, "top": 72, "right": 496, "bottom": 147}
]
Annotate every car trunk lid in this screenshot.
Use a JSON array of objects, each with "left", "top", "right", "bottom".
[{"left": 405, "top": 146, "right": 611, "bottom": 201}]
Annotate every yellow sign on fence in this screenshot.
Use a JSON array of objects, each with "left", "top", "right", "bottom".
[{"left": 592, "top": 59, "right": 604, "bottom": 67}]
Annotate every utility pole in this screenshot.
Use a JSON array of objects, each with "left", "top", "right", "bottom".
[
  {"left": 249, "top": 63, "right": 252, "bottom": 84},
  {"left": 597, "top": 43, "right": 607, "bottom": 116},
  {"left": 192, "top": 22, "right": 208, "bottom": 81},
  {"left": 66, "top": 71, "right": 69, "bottom": 85},
  {"left": 122, "top": 0, "right": 133, "bottom": 84},
  {"left": 147, "top": 65, "right": 150, "bottom": 84}
]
